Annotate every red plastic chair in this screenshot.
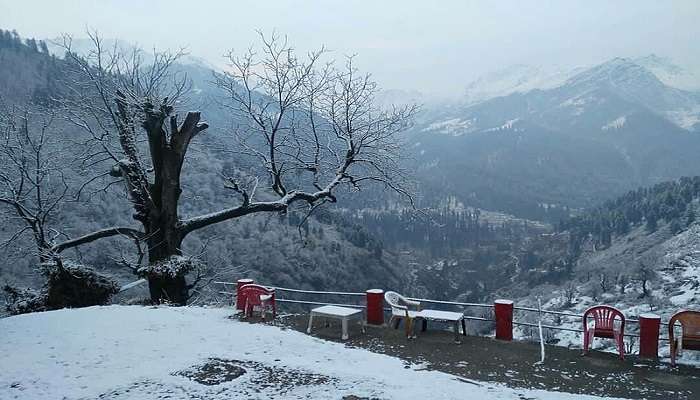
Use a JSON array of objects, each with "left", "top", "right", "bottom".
[
  {"left": 582, "top": 305, "right": 625, "bottom": 360},
  {"left": 668, "top": 310, "right": 700, "bottom": 367},
  {"left": 239, "top": 284, "right": 276, "bottom": 321}
]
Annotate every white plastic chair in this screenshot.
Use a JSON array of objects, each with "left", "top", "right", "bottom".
[{"left": 384, "top": 291, "right": 421, "bottom": 338}]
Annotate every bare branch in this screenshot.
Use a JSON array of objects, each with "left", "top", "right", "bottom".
[
  {"left": 51, "top": 227, "right": 145, "bottom": 254},
  {"left": 204, "top": 33, "right": 417, "bottom": 236}
]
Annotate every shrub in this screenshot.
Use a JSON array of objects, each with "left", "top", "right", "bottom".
[
  {"left": 2, "top": 285, "right": 47, "bottom": 315},
  {"left": 42, "top": 261, "right": 120, "bottom": 309},
  {"left": 3, "top": 260, "right": 120, "bottom": 315}
]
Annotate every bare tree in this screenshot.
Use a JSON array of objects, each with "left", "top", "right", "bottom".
[
  {"left": 51, "top": 32, "right": 416, "bottom": 304},
  {"left": 617, "top": 273, "right": 628, "bottom": 294},
  {"left": 634, "top": 261, "right": 654, "bottom": 299},
  {"left": 563, "top": 283, "right": 576, "bottom": 307},
  {"left": 0, "top": 103, "right": 70, "bottom": 262},
  {"left": 0, "top": 100, "right": 142, "bottom": 313},
  {"left": 212, "top": 32, "right": 417, "bottom": 213}
]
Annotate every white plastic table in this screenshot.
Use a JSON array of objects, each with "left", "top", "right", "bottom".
[
  {"left": 307, "top": 305, "right": 365, "bottom": 340},
  {"left": 416, "top": 309, "right": 466, "bottom": 343}
]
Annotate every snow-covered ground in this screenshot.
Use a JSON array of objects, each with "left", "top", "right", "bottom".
[{"left": 0, "top": 306, "right": 626, "bottom": 400}]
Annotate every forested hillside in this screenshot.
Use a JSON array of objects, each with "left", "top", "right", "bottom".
[{"left": 560, "top": 176, "right": 699, "bottom": 253}]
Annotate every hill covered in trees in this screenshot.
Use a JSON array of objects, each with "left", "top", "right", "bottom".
[{"left": 560, "top": 176, "right": 699, "bottom": 254}]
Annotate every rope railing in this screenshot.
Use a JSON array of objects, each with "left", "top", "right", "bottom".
[
  {"left": 407, "top": 297, "right": 493, "bottom": 308},
  {"left": 119, "top": 279, "right": 147, "bottom": 292},
  {"left": 268, "top": 287, "right": 365, "bottom": 297},
  {"left": 218, "top": 280, "right": 674, "bottom": 354},
  {"left": 214, "top": 281, "right": 365, "bottom": 296},
  {"left": 514, "top": 305, "right": 670, "bottom": 326},
  {"left": 217, "top": 280, "right": 667, "bottom": 324},
  {"left": 275, "top": 299, "right": 365, "bottom": 308},
  {"left": 512, "top": 321, "right": 670, "bottom": 341}
]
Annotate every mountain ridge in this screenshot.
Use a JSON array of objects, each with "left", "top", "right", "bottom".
[{"left": 408, "top": 56, "right": 700, "bottom": 220}]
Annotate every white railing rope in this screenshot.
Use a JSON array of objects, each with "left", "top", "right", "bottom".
[
  {"left": 215, "top": 280, "right": 671, "bottom": 337},
  {"left": 213, "top": 281, "right": 364, "bottom": 296},
  {"left": 119, "top": 279, "right": 147, "bottom": 292}
]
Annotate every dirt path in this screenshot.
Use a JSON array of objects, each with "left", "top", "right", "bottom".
[{"left": 278, "top": 314, "right": 700, "bottom": 400}]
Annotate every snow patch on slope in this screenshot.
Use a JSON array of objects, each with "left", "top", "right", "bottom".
[
  {"left": 484, "top": 118, "right": 521, "bottom": 132},
  {"left": 559, "top": 95, "right": 595, "bottom": 116},
  {"left": 422, "top": 118, "right": 475, "bottom": 136},
  {"left": 634, "top": 54, "right": 700, "bottom": 92},
  {"left": 462, "top": 64, "right": 583, "bottom": 106},
  {"left": 660, "top": 224, "right": 700, "bottom": 307},
  {"left": 602, "top": 116, "right": 627, "bottom": 131},
  {"left": 665, "top": 108, "right": 700, "bottom": 131}
]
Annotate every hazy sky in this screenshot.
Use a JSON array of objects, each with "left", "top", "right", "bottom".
[{"left": 2, "top": 0, "right": 699, "bottom": 98}]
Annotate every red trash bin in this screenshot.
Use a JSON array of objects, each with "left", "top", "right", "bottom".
[
  {"left": 494, "top": 299, "right": 514, "bottom": 341},
  {"left": 639, "top": 313, "right": 660, "bottom": 358},
  {"left": 366, "top": 289, "right": 384, "bottom": 325}
]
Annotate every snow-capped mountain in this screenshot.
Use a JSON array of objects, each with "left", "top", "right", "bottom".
[
  {"left": 435, "top": 57, "right": 700, "bottom": 135},
  {"left": 634, "top": 54, "right": 700, "bottom": 92},
  {"left": 455, "top": 56, "right": 700, "bottom": 127},
  {"left": 409, "top": 57, "right": 700, "bottom": 218},
  {"left": 461, "top": 64, "right": 583, "bottom": 106},
  {"left": 559, "top": 58, "right": 700, "bottom": 129}
]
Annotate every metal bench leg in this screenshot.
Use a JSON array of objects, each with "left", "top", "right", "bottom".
[
  {"left": 342, "top": 318, "right": 349, "bottom": 340},
  {"left": 461, "top": 319, "right": 467, "bottom": 336},
  {"left": 306, "top": 314, "right": 314, "bottom": 334},
  {"left": 422, "top": 319, "right": 427, "bottom": 332}
]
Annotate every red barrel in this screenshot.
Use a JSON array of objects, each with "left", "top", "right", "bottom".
[
  {"left": 494, "top": 299, "right": 514, "bottom": 341},
  {"left": 366, "top": 289, "right": 384, "bottom": 325},
  {"left": 639, "top": 313, "right": 661, "bottom": 358},
  {"left": 236, "top": 278, "right": 254, "bottom": 310}
]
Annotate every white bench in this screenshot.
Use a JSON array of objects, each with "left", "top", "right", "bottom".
[
  {"left": 416, "top": 310, "right": 466, "bottom": 343},
  {"left": 307, "top": 305, "right": 365, "bottom": 340}
]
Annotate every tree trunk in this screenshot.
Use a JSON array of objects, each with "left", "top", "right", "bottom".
[
  {"left": 116, "top": 102, "right": 207, "bottom": 306},
  {"left": 144, "top": 153, "right": 188, "bottom": 305},
  {"left": 144, "top": 221, "right": 187, "bottom": 305},
  {"left": 143, "top": 185, "right": 189, "bottom": 304},
  {"left": 147, "top": 275, "right": 187, "bottom": 305}
]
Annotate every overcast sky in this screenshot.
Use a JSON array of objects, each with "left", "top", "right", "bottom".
[{"left": 1, "top": 0, "right": 698, "bottom": 98}]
